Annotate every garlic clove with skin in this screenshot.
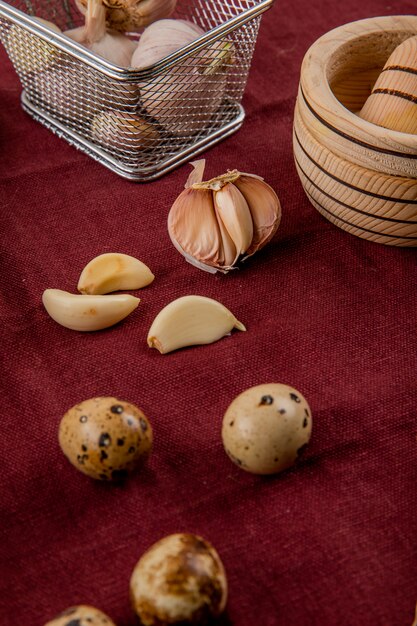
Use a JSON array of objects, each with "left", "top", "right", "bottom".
[
  {"left": 168, "top": 188, "right": 224, "bottom": 272},
  {"left": 234, "top": 175, "right": 282, "bottom": 257},
  {"left": 168, "top": 160, "right": 281, "bottom": 273},
  {"left": 214, "top": 201, "right": 237, "bottom": 270},
  {"left": 213, "top": 183, "right": 253, "bottom": 264}
]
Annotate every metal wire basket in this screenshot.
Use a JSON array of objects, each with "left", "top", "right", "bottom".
[{"left": 0, "top": 0, "right": 273, "bottom": 180}]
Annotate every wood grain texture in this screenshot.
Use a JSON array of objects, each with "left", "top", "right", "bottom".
[
  {"left": 297, "top": 85, "right": 417, "bottom": 177},
  {"left": 300, "top": 15, "right": 417, "bottom": 161},
  {"left": 293, "top": 101, "right": 417, "bottom": 246},
  {"left": 359, "top": 36, "right": 417, "bottom": 134},
  {"left": 294, "top": 15, "right": 417, "bottom": 246}
]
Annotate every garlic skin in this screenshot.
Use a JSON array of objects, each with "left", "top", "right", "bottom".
[
  {"left": 131, "top": 20, "right": 232, "bottom": 137},
  {"left": 91, "top": 111, "right": 160, "bottom": 152},
  {"left": 76, "top": 0, "right": 176, "bottom": 32},
  {"left": 65, "top": 0, "right": 136, "bottom": 67},
  {"left": 168, "top": 161, "right": 282, "bottom": 273},
  {"left": 234, "top": 174, "right": 283, "bottom": 256}
]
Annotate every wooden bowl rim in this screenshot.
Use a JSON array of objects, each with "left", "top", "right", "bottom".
[{"left": 300, "top": 15, "right": 417, "bottom": 154}]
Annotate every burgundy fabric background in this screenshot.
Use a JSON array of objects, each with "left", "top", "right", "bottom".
[{"left": 1, "top": 0, "right": 417, "bottom": 624}]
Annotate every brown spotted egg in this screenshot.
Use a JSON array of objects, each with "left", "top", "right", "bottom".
[
  {"left": 44, "top": 604, "right": 116, "bottom": 626},
  {"left": 130, "top": 533, "right": 228, "bottom": 625},
  {"left": 222, "top": 383, "right": 312, "bottom": 474},
  {"left": 59, "top": 397, "right": 152, "bottom": 480}
]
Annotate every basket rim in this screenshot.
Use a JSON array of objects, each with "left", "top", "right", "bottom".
[
  {"left": 0, "top": 0, "right": 274, "bottom": 80},
  {"left": 21, "top": 90, "right": 246, "bottom": 181}
]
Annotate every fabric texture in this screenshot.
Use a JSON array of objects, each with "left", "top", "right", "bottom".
[{"left": 0, "top": 1, "right": 416, "bottom": 625}]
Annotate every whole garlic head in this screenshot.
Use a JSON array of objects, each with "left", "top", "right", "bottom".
[
  {"left": 131, "top": 20, "right": 233, "bottom": 137},
  {"left": 168, "top": 160, "right": 282, "bottom": 273}
]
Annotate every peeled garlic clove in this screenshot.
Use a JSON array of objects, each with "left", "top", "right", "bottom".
[
  {"left": 42, "top": 289, "right": 139, "bottom": 331},
  {"left": 234, "top": 175, "right": 282, "bottom": 257},
  {"left": 91, "top": 111, "right": 159, "bottom": 152},
  {"left": 168, "top": 189, "right": 224, "bottom": 272},
  {"left": 77, "top": 253, "right": 154, "bottom": 294},
  {"left": 5, "top": 18, "right": 61, "bottom": 74},
  {"left": 213, "top": 183, "right": 253, "bottom": 262},
  {"left": 147, "top": 295, "right": 245, "bottom": 354}
]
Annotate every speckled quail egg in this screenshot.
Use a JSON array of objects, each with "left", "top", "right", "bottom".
[
  {"left": 222, "top": 383, "right": 312, "bottom": 474},
  {"left": 130, "top": 533, "right": 228, "bottom": 625},
  {"left": 59, "top": 397, "right": 152, "bottom": 480},
  {"left": 44, "top": 604, "right": 116, "bottom": 626}
]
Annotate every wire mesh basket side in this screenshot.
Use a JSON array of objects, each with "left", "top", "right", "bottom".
[{"left": 0, "top": 0, "right": 268, "bottom": 178}]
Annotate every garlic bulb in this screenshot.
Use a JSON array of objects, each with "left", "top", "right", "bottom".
[
  {"left": 76, "top": 0, "right": 176, "bottom": 32},
  {"left": 65, "top": 0, "right": 136, "bottom": 66},
  {"left": 168, "top": 160, "right": 282, "bottom": 273},
  {"left": 91, "top": 111, "right": 160, "bottom": 151},
  {"left": 132, "top": 19, "right": 232, "bottom": 137},
  {"left": 5, "top": 18, "right": 61, "bottom": 74}
]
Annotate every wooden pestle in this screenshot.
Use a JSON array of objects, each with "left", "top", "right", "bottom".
[{"left": 359, "top": 35, "right": 417, "bottom": 134}]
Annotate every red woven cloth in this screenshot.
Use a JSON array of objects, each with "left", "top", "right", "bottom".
[{"left": 1, "top": 1, "right": 417, "bottom": 625}]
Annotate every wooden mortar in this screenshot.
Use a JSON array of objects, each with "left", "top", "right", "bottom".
[{"left": 294, "top": 15, "right": 417, "bottom": 246}]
